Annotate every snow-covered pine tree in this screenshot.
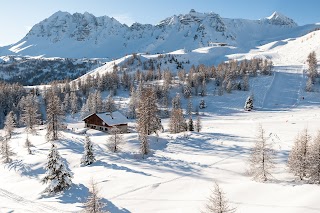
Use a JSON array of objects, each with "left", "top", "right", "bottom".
[
  {"left": 307, "top": 131, "right": 320, "bottom": 184},
  {"left": 195, "top": 116, "right": 202, "bottom": 132},
  {"left": 248, "top": 125, "right": 275, "bottom": 181},
  {"left": 81, "top": 135, "right": 96, "bottom": 166},
  {"left": 244, "top": 95, "right": 253, "bottom": 111},
  {"left": 46, "top": 91, "right": 65, "bottom": 141},
  {"left": 108, "top": 127, "right": 123, "bottom": 152},
  {"left": 203, "top": 182, "right": 236, "bottom": 213},
  {"left": 188, "top": 118, "right": 194, "bottom": 131},
  {"left": 199, "top": 99, "right": 206, "bottom": 109},
  {"left": 288, "top": 129, "right": 311, "bottom": 180},
  {"left": 4, "top": 111, "right": 16, "bottom": 139},
  {"left": 20, "top": 94, "right": 40, "bottom": 134},
  {"left": 83, "top": 179, "right": 107, "bottom": 213},
  {"left": 1, "top": 137, "right": 14, "bottom": 163},
  {"left": 42, "top": 143, "right": 73, "bottom": 194}
]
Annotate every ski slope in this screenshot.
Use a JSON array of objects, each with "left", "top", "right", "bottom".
[{"left": 262, "top": 66, "right": 305, "bottom": 110}]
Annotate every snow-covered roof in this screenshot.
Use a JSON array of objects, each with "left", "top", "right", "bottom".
[{"left": 83, "top": 111, "right": 128, "bottom": 126}]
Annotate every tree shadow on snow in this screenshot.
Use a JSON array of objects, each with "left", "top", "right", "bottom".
[
  {"left": 93, "top": 160, "right": 152, "bottom": 177},
  {"left": 57, "top": 137, "right": 84, "bottom": 155},
  {"left": 48, "top": 184, "right": 131, "bottom": 213},
  {"left": 4, "top": 159, "right": 45, "bottom": 178}
]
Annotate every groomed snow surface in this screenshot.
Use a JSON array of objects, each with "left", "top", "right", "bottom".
[{"left": 1, "top": 64, "right": 320, "bottom": 213}]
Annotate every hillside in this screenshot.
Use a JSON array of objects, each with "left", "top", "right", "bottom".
[{"left": 1, "top": 63, "right": 320, "bottom": 212}]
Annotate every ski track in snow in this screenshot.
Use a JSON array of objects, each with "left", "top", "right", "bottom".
[
  {"left": 262, "top": 66, "right": 305, "bottom": 110},
  {"left": 0, "top": 188, "right": 71, "bottom": 213}
]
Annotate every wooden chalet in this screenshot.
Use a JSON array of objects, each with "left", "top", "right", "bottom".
[{"left": 82, "top": 111, "right": 128, "bottom": 133}]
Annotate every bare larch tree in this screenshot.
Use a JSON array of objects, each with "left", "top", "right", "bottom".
[
  {"left": 203, "top": 182, "right": 236, "bottom": 213},
  {"left": 248, "top": 125, "right": 275, "bottom": 181}
]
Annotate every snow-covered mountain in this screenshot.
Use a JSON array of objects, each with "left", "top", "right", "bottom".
[{"left": 0, "top": 10, "right": 316, "bottom": 59}]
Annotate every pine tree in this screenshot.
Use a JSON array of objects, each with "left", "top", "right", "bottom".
[
  {"left": 288, "top": 129, "right": 311, "bottom": 180},
  {"left": 203, "top": 182, "right": 236, "bottom": 213},
  {"left": 195, "top": 116, "right": 202, "bottom": 132},
  {"left": 20, "top": 94, "right": 40, "bottom": 134},
  {"left": 188, "top": 118, "right": 194, "bottom": 131},
  {"left": 81, "top": 135, "right": 96, "bottom": 166},
  {"left": 199, "top": 99, "right": 206, "bottom": 109},
  {"left": 4, "top": 111, "right": 16, "bottom": 139},
  {"left": 1, "top": 137, "right": 14, "bottom": 163},
  {"left": 83, "top": 179, "right": 107, "bottom": 213},
  {"left": 108, "top": 127, "right": 123, "bottom": 152},
  {"left": 42, "top": 143, "right": 73, "bottom": 194},
  {"left": 244, "top": 95, "right": 253, "bottom": 111},
  {"left": 46, "top": 91, "right": 65, "bottom": 141},
  {"left": 248, "top": 125, "right": 275, "bottom": 181},
  {"left": 307, "top": 131, "right": 320, "bottom": 184}
]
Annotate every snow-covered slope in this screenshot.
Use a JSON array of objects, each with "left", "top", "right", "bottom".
[
  {"left": 0, "top": 10, "right": 316, "bottom": 59},
  {"left": 229, "top": 29, "right": 320, "bottom": 65},
  {"left": 1, "top": 66, "right": 320, "bottom": 212}
]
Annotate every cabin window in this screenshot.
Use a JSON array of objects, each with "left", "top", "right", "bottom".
[
  {"left": 100, "top": 127, "right": 103, "bottom": 130},
  {"left": 105, "top": 128, "right": 108, "bottom": 131}
]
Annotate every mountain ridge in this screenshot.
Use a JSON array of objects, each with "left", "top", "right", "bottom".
[{"left": 0, "top": 10, "right": 316, "bottom": 59}]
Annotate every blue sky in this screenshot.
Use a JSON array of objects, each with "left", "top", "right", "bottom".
[{"left": 0, "top": 0, "right": 319, "bottom": 46}]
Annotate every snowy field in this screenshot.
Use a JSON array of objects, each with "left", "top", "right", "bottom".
[{"left": 1, "top": 63, "right": 320, "bottom": 213}]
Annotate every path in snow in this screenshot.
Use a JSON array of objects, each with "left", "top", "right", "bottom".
[
  {"left": 0, "top": 188, "right": 69, "bottom": 213},
  {"left": 261, "top": 66, "right": 305, "bottom": 110}
]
